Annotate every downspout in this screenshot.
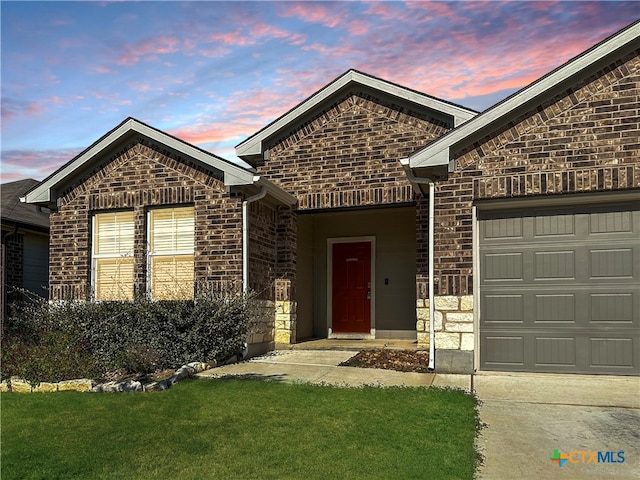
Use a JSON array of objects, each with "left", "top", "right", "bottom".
[
  {"left": 242, "top": 176, "right": 267, "bottom": 295},
  {"left": 400, "top": 159, "right": 436, "bottom": 372}
]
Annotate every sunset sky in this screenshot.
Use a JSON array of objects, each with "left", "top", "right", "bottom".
[{"left": 2, "top": 1, "right": 639, "bottom": 182}]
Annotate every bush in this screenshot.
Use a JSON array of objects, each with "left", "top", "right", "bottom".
[
  {"left": 1, "top": 289, "right": 255, "bottom": 383},
  {"left": 1, "top": 296, "right": 101, "bottom": 382}
]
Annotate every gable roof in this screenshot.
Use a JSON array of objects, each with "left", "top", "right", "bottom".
[
  {"left": 408, "top": 20, "right": 640, "bottom": 170},
  {"left": 1, "top": 179, "right": 49, "bottom": 230},
  {"left": 22, "top": 117, "right": 293, "bottom": 207},
  {"left": 235, "top": 69, "right": 478, "bottom": 165}
]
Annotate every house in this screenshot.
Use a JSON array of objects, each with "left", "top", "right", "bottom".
[
  {"left": 1, "top": 179, "right": 50, "bottom": 320},
  {"left": 24, "top": 21, "right": 639, "bottom": 375}
]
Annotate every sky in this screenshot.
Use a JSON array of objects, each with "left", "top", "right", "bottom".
[{"left": 1, "top": 1, "right": 639, "bottom": 182}]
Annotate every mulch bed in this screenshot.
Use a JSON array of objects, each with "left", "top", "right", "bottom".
[{"left": 339, "top": 349, "right": 431, "bottom": 373}]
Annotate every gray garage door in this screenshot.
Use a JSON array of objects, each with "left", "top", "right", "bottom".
[{"left": 479, "top": 201, "right": 639, "bottom": 375}]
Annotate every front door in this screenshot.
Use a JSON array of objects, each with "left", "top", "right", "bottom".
[{"left": 332, "top": 241, "right": 371, "bottom": 333}]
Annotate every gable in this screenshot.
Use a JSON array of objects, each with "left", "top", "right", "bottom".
[
  {"left": 59, "top": 141, "right": 228, "bottom": 211},
  {"left": 236, "top": 69, "right": 477, "bottom": 166},
  {"left": 258, "top": 92, "right": 450, "bottom": 210},
  {"left": 23, "top": 118, "right": 256, "bottom": 208},
  {"left": 457, "top": 48, "right": 640, "bottom": 178},
  {"left": 408, "top": 20, "right": 640, "bottom": 172}
]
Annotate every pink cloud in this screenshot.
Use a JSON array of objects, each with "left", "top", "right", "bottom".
[
  {"left": 279, "top": 2, "right": 370, "bottom": 36},
  {"left": 208, "top": 30, "right": 255, "bottom": 46},
  {"left": 117, "top": 36, "right": 180, "bottom": 65},
  {"left": 168, "top": 123, "right": 253, "bottom": 146},
  {"left": 2, "top": 99, "right": 45, "bottom": 122},
  {"left": 88, "top": 90, "right": 132, "bottom": 106},
  {"left": 0, "top": 148, "right": 82, "bottom": 182},
  {"left": 92, "top": 65, "right": 112, "bottom": 74},
  {"left": 127, "top": 82, "right": 162, "bottom": 93},
  {"left": 279, "top": 3, "right": 342, "bottom": 28}
]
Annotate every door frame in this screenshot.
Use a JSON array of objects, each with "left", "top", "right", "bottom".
[{"left": 327, "top": 236, "right": 376, "bottom": 339}]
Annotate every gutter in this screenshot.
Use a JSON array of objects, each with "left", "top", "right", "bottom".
[
  {"left": 242, "top": 176, "right": 267, "bottom": 295},
  {"left": 400, "top": 158, "right": 436, "bottom": 372}
]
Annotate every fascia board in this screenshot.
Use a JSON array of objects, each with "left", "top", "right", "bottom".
[
  {"left": 409, "top": 22, "right": 640, "bottom": 169},
  {"left": 236, "top": 70, "right": 477, "bottom": 159}
]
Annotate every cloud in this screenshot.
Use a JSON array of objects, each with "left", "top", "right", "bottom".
[
  {"left": 117, "top": 35, "right": 180, "bottom": 65},
  {"left": 1, "top": 98, "right": 45, "bottom": 122},
  {"left": 88, "top": 90, "right": 132, "bottom": 106},
  {"left": 278, "top": 2, "right": 369, "bottom": 36},
  {"left": 92, "top": 65, "right": 112, "bottom": 74},
  {"left": 0, "top": 148, "right": 82, "bottom": 182},
  {"left": 279, "top": 3, "right": 342, "bottom": 28}
]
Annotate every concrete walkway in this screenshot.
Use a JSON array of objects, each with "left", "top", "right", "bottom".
[
  {"left": 198, "top": 350, "right": 435, "bottom": 387},
  {"left": 197, "top": 350, "right": 640, "bottom": 479}
]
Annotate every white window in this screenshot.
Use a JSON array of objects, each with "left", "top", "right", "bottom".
[
  {"left": 148, "top": 206, "right": 195, "bottom": 300},
  {"left": 92, "top": 211, "right": 135, "bottom": 300}
]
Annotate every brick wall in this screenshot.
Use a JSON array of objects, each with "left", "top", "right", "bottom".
[
  {"left": 49, "top": 140, "right": 243, "bottom": 300},
  {"left": 258, "top": 92, "right": 450, "bottom": 210},
  {"left": 248, "top": 200, "right": 276, "bottom": 300},
  {"left": 419, "top": 49, "right": 640, "bottom": 298}
]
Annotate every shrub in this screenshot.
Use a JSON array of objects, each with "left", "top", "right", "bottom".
[
  {"left": 1, "top": 289, "right": 255, "bottom": 382},
  {"left": 1, "top": 296, "right": 101, "bottom": 383}
]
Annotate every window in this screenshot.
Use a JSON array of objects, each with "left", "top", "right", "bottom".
[
  {"left": 148, "top": 206, "right": 195, "bottom": 299},
  {"left": 92, "top": 211, "right": 135, "bottom": 300}
]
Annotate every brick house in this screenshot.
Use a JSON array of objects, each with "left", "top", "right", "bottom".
[
  {"left": 25, "top": 21, "right": 639, "bottom": 374},
  {"left": 1, "top": 179, "right": 50, "bottom": 320}
]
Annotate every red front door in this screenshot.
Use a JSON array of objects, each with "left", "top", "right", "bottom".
[{"left": 332, "top": 242, "right": 371, "bottom": 333}]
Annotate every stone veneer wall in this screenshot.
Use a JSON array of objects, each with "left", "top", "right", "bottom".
[
  {"left": 415, "top": 49, "right": 640, "bottom": 353},
  {"left": 416, "top": 295, "right": 474, "bottom": 350},
  {"left": 48, "top": 140, "right": 244, "bottom": 300}
]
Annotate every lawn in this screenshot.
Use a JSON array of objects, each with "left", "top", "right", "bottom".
[{"left": 1, "top": 379, "right": 480, "bottom": 479}]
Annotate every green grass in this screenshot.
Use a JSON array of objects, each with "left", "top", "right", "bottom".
[{"left": 1, "top": 379, "right": 480, "bottom": 479}]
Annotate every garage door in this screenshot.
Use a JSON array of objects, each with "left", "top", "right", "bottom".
[{"left": 479, "top": 201, "right": 639, "bottom": 375}]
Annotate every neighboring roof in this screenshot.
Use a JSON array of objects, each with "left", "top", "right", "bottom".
[
  {"left": 235, "top": 69, "right": 478, "bottom": 164},
  {"left": 1, "top": 179, "right": 50, "bottom": 230},
  {"left": 408, "top": 20, "right": 640, "bottom": 170},
  {"left": 22, "top": 117, "right": 293, "bottom": 207}
]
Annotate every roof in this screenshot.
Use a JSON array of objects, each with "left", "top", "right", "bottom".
[
  {"left": 235, "top": 69, "right": 478, "bottom": 164},
  {"left": 22, "top": 117, "right": 294, "bottom": 207},
  {"left": 408, "top": 20, "right": 640, "bottom": 170},
  {"left": 1, "top": 179, "right": 50, "bottom": 230}
]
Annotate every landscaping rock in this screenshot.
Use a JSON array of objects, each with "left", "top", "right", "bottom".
[
  {"left": 58, "top": 379, "right": 93, "bottom": 392},
  {"left": 144, "top": 379, "right": 171, "bottom": 391},
  {"left": 187, "top": 361, "right": 209, "bottom": 373},
  {"left": 173, "top": 365, "right": 196, "bottom": 380},
  {"left": 92, "top": 379, "right": 143, "bottom": 393},
  {"left": 1, "top": 381, "right": 9, "bottom": 393},
  {"left": 10, "top": 377, "right": 32, "bottom": 393},
  {"left": 33, "top": 382, "right": 58, "bottom": 393}
]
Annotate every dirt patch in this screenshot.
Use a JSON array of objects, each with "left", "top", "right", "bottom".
[{"left": 339, "top": 349, "right": 431, "bottom": 373}]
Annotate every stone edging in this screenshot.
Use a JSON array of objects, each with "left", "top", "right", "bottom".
[{"left": 0, "top": 361, "right": 214, "bottom": 394}]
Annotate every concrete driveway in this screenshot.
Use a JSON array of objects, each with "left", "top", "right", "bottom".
[{"left": 473, "top": 373, "right": 640, "bottom": 479}]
